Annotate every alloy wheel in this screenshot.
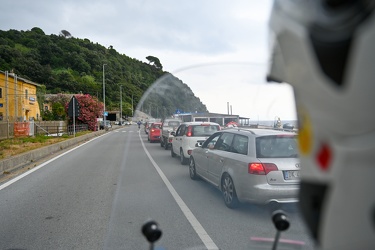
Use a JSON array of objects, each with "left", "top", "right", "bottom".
[{"left": 222, "top": 174, "right": 239, "bottom": 208}]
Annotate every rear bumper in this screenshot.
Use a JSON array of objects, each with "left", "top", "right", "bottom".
[
  {"left": 237, "top": 183, "right": 300, "bottom": 205},
  {"left": 150, "top": 135, "right": 161, "bottom": 141}
]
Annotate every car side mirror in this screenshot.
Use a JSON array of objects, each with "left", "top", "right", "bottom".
[
  {"left": 195, "top": 141, "right": 203, "bottom": 147},
  {"left": 171, "top": 131, "right": 176, "bottom": 136}
]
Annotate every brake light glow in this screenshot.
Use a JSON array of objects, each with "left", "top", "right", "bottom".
[
  {"left": 248, "top": 163, "right": 278, "bottom": 175},
  {"left": 186, "top": 126, "right": 192, "bottom": 137},
  {"left": 316, "top": 143, "right": 331, "bottom": 171}
]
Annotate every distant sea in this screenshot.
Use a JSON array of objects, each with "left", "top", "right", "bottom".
[{"left": 241, "top": 120, "right": 298, "bottom": 128}]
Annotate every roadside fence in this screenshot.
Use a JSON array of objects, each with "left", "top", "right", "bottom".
[{"left": 0, "top": 121, "right": 89, "bottom": 139}]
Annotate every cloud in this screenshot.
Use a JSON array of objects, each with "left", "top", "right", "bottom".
[{"left": 0, "top": 0, "right": 298, "bottom": 120}]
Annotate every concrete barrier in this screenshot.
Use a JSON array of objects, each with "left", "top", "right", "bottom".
[{"left": 0, "top": 130, "right": 107, "bottom": 176}]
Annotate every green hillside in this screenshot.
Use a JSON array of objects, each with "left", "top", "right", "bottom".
[{"left": 0, "top": 27, "right": 208, "bottom": 119}]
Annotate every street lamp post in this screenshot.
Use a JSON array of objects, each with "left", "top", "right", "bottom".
[
  {"left": 103, "top": 64, "right": 107, "bottom": 128},
  {"left": 131, "top": 94, "right": 134, "bottom": 117},
  {"left": 120, "top": 85, "right": 122, "bottom": 124}
]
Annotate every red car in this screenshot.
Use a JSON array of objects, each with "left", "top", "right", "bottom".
[{"left": 148, "top": 122, "right": 162, "bottom": 143}]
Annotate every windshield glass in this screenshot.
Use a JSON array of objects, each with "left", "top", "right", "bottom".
[
  {"left": 256, "top": 135, "right": 298, "bottom": 158},
  {"left": 192, "top": 125, "right": 220, "bottom": 137}
]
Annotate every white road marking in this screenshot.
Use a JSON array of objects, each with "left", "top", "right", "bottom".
[{"left": 138, "top": 130, "right": 219, "bottom": 250}]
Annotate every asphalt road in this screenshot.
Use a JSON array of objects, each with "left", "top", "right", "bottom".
[{"left": 0, "top": 125, "right": 315, "bottom": 250}]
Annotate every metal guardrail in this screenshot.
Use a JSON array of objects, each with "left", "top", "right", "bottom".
[{"left": 67, "top": 124, "right": 89, "bottom": 135}]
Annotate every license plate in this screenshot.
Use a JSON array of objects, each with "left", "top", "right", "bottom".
[{"left": 283, "top": 170, "right": 300, "bottom": 180}]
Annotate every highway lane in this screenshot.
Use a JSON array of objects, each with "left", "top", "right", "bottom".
[
  {"left": 0, "top": 125, "right": 315, "bottom": 249},
  {"left": 140, "top": 127, "right": 315, "bottom": 250}
]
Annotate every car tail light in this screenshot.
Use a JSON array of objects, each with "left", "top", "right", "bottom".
[
  {"left": 186, "top": 126, "right": 192, "bottom": 137},
  {"left": 151, "top": 129, "right": 155, "bottom": 132},
  {"left": 248, "top": 163, "right": 278, "bottom": 175}
]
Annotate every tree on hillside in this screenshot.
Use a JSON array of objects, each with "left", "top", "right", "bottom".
[
  {"left": 0, "top": 29, "right": 208, "bottom": 119},
  {"left": 59, "top": 30, "right": 72, "bottom": 38},
  {"left": 146, "top": 56, "right": 163, "bottom": 70},
  {"left": 31, "top": 27, "right": 45, "bottom": 35}
]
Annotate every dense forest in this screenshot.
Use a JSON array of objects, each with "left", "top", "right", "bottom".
[{"left": 0, "top": 27, "right": 208, "bottom": 120}]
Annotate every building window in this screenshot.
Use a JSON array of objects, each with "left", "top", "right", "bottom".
[
  {"left": 25, "top": 89, "right": 28, "bottom": 99},
  {"left": 0, "top": 88, "right": 2, "bottom": 98},
  {"left": 44, "top": 106, "right": 49, "bottom": 111}
]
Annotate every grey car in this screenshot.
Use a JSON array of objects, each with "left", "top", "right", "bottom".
[{"left": 189, "top": 128, "right": 300, "bottom": 208}]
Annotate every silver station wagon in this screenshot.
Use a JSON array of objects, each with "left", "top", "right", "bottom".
[{"left": 189, "top": 128, "right": 300, "bottom": 208}]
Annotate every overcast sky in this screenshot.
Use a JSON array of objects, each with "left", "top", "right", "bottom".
[{"left": 0, "top": 0, "right": 297, "bottom": 121}]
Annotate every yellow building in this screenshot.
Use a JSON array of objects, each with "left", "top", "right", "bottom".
[{"left": 0, "top": 70, "right": 41, "bottom": 121}]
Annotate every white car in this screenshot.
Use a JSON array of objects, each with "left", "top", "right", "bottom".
[{"left": 170, "top": 122, "right": 221, "bottom": 165}]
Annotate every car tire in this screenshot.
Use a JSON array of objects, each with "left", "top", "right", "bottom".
[
  {"left": 164, "top": 139, "right": 169, "bottom": 150},
  {"left": 171, "top": 146, "right": 176, "bottom": 157},
  {"left": 221, "top": 173, "right": 239, "bottom": 209},
  {"left": 189, "top": 157, "right": 198, "bottom": 180},
  {"left": 160, "top": 139, "right": 164, "bottom": 147},
  {"left": 180, "top": 149, "right": 188, "bottom": 165}
]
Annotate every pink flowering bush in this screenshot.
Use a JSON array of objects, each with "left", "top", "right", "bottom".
[{"left": 65, "top": 94, "right": 103, "bottom": 131}]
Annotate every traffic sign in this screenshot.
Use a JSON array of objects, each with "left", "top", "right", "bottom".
[{"left": 68, "top": 96, "right": 80, "bottom": 117}]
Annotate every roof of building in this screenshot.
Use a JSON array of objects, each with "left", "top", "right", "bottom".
[{"left": 0, "top": 70, "right": 42, "bottom": 87}]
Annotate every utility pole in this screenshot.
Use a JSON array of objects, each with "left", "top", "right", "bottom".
[
  {"left": 14, "top": 74, "right": 18, "bottom": 119},
  {"left": 120, "top": 85, "right": 122, "bottom": 124},
  {"left": 5, "top": 71, "right": 8, "bottom": 121},
  {"left": 103, "top": 64, "right": 106, "bottom": 128},
  {"left": 5, "top": 71, "right": 9, "bottom": 138},
  {"left": 131, "top": 94, "right": 134, "bottom": 117}
]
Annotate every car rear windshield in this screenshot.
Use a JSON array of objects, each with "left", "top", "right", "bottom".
[
  {"left": 256, "top": 135, "right": 299, "bottom": 158},
  {"left": 167, "top": 121, "right": 180, "bottom": 127},
  {"left": 152, "top": 124, "right": 161, "bottom": 129},
  {"left": 192, "top": 125, "right": 220, "bottom": 137}
]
